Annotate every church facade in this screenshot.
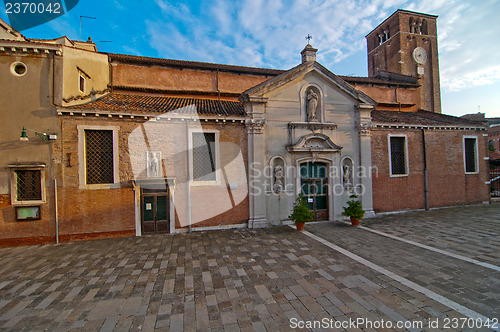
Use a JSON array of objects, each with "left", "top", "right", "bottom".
[{"left": 0, "top": 10, "right": 490, "bottom": 246}]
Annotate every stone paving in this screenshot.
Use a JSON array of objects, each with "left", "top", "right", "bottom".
[
  {"left": 361, "top": 204, "right": 500, "bottom": 266},
  {"left": 0, "top": 204, "right": 498, "bottom": 331}
]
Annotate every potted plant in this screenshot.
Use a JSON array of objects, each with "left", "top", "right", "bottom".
[
  {"left": 289, "top": 194, "right": 314, "bottom": 231},
  {"left": 342, "top": 194, "right": 365, "bottom": 226}
]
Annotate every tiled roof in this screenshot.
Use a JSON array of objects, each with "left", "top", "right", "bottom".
[
  {"left": 108, "top": 53, "right": 284, "bottom": 76},
  {"left": 113, "top": 85, "right": 241, "bottom": 97},
  {"left": 66, "top": 93, "right": 245, "bottom": 116},
  {"left": 372, "top": 110, "right": 487, "bottom": 127}
]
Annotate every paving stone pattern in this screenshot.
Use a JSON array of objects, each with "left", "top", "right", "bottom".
[
  {"left": 0, "top": 205, "right": 498, "bottom": 331},
  {"left": 362, "top": 203, "right": 500, "bottom": 265},
  {"left": 307, "top": 222, "right": 500, "bottom": 320}
]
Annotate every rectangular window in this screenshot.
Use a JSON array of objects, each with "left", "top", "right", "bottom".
[
  {"left": 85, "top": 130, "right": 114, "bottom": 184},
  {"left": 79, "top": 74, "right": 85, "bottom": 93},
  {"left": 192, "top": 132, "right": 217, "bottom": 182},
  {"left": 16, "top": 170, "right": 42, "bottom": 201},
  {"left": 9, "top": 165, "right": 46, "bottom": 206},
  {"left": 464, "top": 137, "right": 478, "bottom": 173},
  {"left": 389, "top": 136, "right": 408, "bottom": 176}
]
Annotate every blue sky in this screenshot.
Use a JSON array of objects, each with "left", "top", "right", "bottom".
[{"left": 2, "top": 0, "right": 499, "bottom": 117}]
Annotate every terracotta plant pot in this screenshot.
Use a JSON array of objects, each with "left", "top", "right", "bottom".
[
  {"left": 350, "top": 217, "right": 360, "bottom": 226},
  {"left": 296, "top": 222, "right": 305, "bottom": 231}
]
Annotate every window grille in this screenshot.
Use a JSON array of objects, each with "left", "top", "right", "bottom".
[
  {"left": 16, "top": 170, "right": 42, "bottom": 201},
  {"left": 192, "top": 133, "right": 216, "bottom": 181},
  {"left": 464, "top": 138, "right": 477, "bottom": 173},
  {"left": 390, "top": 136, "right": 406, "bottom": 175},
  {"left": 85, "top": 130, "right": 114, "bottom": 184}
]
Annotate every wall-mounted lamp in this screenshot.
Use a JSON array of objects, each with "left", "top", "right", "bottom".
[{"left": 20, "top": 127, "right": 57, "bottom": 143}]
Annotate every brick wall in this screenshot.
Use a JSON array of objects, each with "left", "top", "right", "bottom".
[
  {"left": 489, "top": 131, "right": 500, "bottom": 152},
  {"left": 60, "top": 116, "right": 249, "bottom": 237},
  {"left": 0, "top": 190, "right": 57, "bottom": 247},
  {"left": 113, "top": 63, "right": 272, "bottom": 96},
  {"left": 349, "top": 83, "right": 419, "bottom": 111},
  {"left": 366, "top": 10, "right": 441, "bottom": 113},
  {"left": 372, "top": 128, "right": 490, "bottom": 212}
]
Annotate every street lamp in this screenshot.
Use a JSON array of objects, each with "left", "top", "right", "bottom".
[{"left": 19, "top": 127, "right": 57, "bottom": 143}]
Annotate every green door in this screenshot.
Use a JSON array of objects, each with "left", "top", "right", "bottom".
[
  {"left": 300, "top": 162, "right": 329, "bottom": 220},
  {"left": 141, "top": 190, "right": 169, "bottom": 233}
]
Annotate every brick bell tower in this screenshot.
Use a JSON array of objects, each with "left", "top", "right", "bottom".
[{"left": 366, "top": 10, "right": 441, "bottom": 113}]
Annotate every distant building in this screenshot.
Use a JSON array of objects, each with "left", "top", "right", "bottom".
[{"left": 0, "top": 10, "right": 490, "bottom": 246}]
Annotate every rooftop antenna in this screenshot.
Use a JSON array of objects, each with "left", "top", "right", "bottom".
[
  {"left": 99, "top": 40, "right": 112, "bottom": 51},
  {"left": 79, "top": 15, "right": 96, "bottom": 41}
]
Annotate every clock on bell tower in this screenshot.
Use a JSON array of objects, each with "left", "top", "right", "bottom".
[{"left": 365, "top": 9, "right": 441, "bottom": 113}]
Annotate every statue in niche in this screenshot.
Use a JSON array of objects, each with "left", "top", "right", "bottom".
[
  {"left": 343, "top": 164, "right": 352, "bottom": 188},
  {"left": 307, "top": 89, "right": 319, "bottom": 122},
  {"left": 147, "top": 152, "right": 161, "bottom": 178},
  {"left": 273, "top": 165, "right": 284, "bottom": 194}
]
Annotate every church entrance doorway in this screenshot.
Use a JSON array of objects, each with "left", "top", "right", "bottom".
[{"left": 300, "top": 162, "right": 329, "bottom": 220}]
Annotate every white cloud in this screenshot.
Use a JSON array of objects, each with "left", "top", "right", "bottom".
[
  {"left": 407, "top": 0, "right": 500, "bottom": 92},
  {"left": 146, "top": 0, "right": 413, "bottom": 69},
  {"left": 145, "top": 0, "right": 500, "bottom": 97}
]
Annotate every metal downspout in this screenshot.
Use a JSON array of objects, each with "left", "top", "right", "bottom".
[
  {"left": 422, "top": 129, "right": 429, "bottom": 210},
  {"left": 186, "top": 120, "right": 192, "bottom": 232},
  {"left": 54, "top": 179, "right": 59, "bottom": 244}
]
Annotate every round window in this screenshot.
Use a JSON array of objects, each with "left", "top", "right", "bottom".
[{"left": 10, "top": 62, "right": 27, "bottom": 77}]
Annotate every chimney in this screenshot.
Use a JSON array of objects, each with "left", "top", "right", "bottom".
[{"left": 301, "top": 44, "right": 317, "bottom": 63}]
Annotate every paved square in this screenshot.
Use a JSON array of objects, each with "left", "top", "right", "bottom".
[{"left": 0, "top": 204, "right": 498, "bottom": 331}]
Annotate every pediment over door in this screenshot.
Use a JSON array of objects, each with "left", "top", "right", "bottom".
[{"left": 287, "top": 133, "right": 342, "bottom": 153}]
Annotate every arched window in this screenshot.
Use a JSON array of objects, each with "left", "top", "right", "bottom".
[
  {"left": 409, "top": 17, "right": 414, "bottom": 33},
  {"left": 421, "top": 19, "right": 428, "bottom": 35}
]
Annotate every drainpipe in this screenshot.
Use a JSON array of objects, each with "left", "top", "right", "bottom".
[
  {"left": 395, "top": 87, "right": 401, "bottom": 112},
  {"left": 54, "top": 179, "right": 59, "bottom": 244},
  {"left": 216, "top": 69, "right": 221, "bottom": 101},
  {"left": 422, "top": 129, "right": 429, "bottom": 210},
  {"left": 52, "top": 52, "right": 56, "bottom": 106},
  {"left": 52, "top": 52, "right": 60, "bottom": 244},
  {"left": 186, "top": 120, "right": 192, "bottom": 232}
]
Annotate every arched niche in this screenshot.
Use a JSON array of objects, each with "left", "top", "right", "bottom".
[
  {"left": 300, "top": 83, "right": 324, "bottom": 123},
  {"left": 341, "top": 156, "right": 354, "bottom": 192},
  {"left": 270, "top": 156, "right": 286, "bottom": 194}
]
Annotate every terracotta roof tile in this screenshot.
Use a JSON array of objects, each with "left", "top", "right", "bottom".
[
  {"left": 66, "top": 93, "right": 245, "bottom": 116},
  {"left": 113, "top": 85, "right": 241, "bottom": 97},
  {"left": 107, "top": 53, "right": 284, "bottom": 76},
  {"left": 372, "top": 110, "right": 487, "bottom": 127}
]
